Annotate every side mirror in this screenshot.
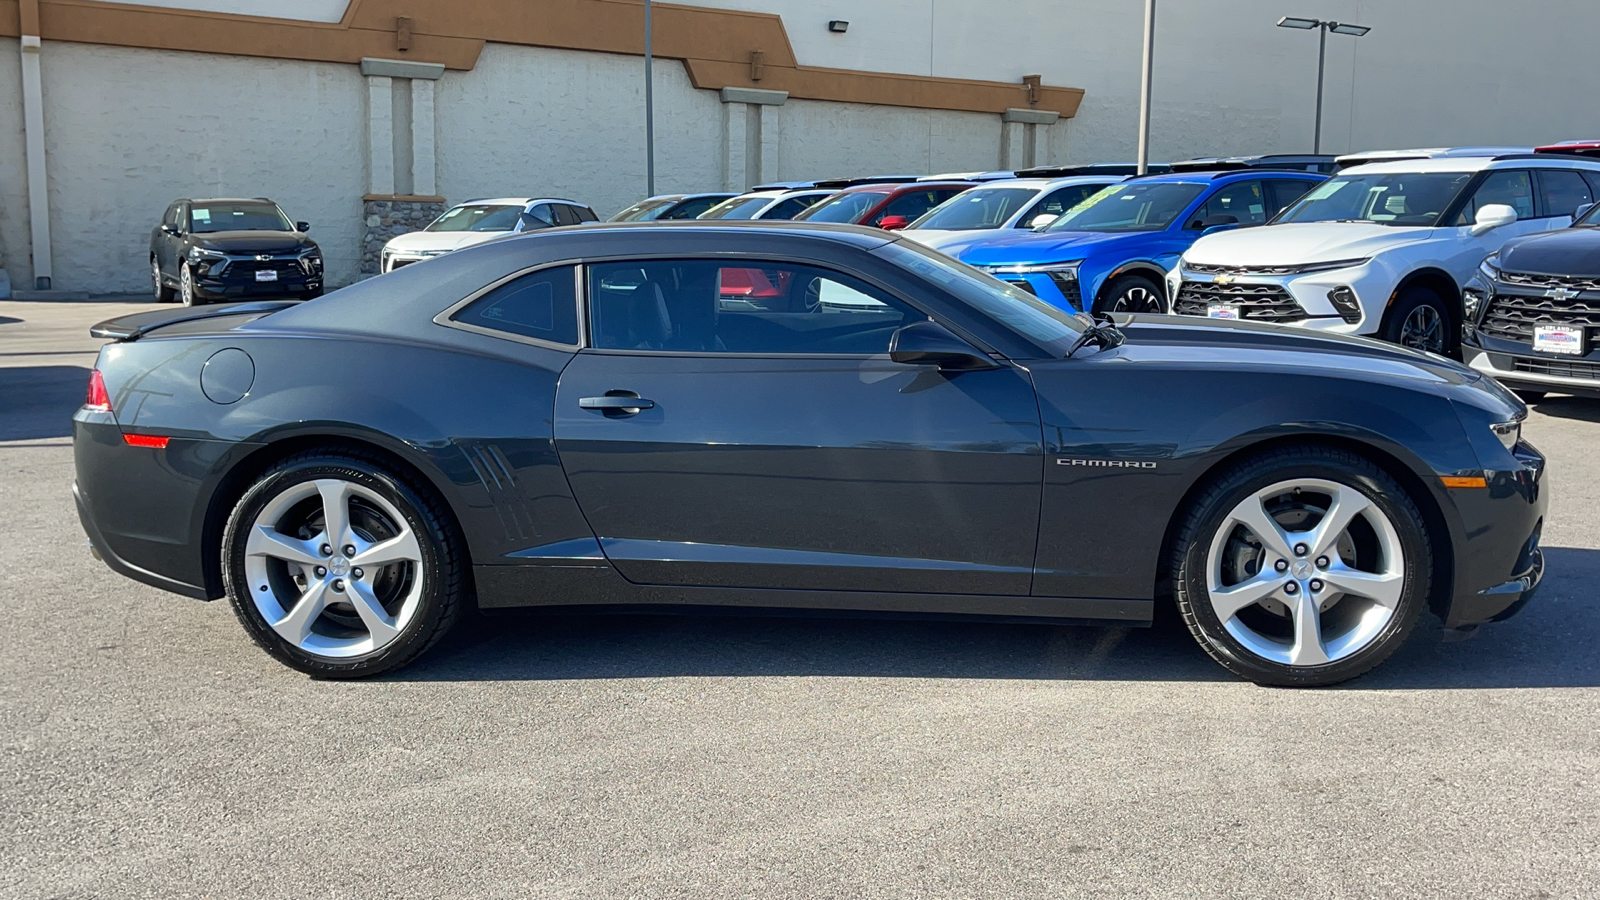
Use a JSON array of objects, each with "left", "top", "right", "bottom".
[
  {"left": 1028, "top": 213, "right": 1059, "bottom": 229},
  {"left": 160, "top": 224, "right": 180, "bottom": 236},
  {"left": 1574, "top": 202, "right": 1595, "bottom": 223},
  {"left": 889, "top": 320, "right": 997, "bottom": 370},
  {"left": 877, "top": 214, "right": 911, "bottom": 231},
  {"left": 296, "top": 221, "right": 311, "bottom": 232},
  {"left": 517, "top": 213, "right": 548, "bottom": 232},
  {"left": 1470, "top": 203, "right": 1518, "bottom": 236}
]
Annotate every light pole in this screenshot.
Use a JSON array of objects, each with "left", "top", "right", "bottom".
[
  {"left": 1276, "top": 16, "right": 1371, "bottom": 153},
  {"left": 644, "top": 0, "right": 656, "bottom": 196},
  {"left": 1135, "top": 0, "right": 1156, "bottom": 175}
]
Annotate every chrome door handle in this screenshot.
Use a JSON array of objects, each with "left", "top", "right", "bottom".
[{"left": 579, "top": 394, "right": 655, "bottom": 411}]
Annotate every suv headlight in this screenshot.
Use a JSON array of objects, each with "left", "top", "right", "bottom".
[
  {"left": 187, "top": 247, "right": 225, "bottom": 263},
  {"left": 986, "top": 260, "right": 1083, "bottom": 277},
  {"left": 298, "top": 247, "right": 323, "bottom": 274},
  {"left": 1478, "top": 255, "right": 1501, "bottom": 283}
]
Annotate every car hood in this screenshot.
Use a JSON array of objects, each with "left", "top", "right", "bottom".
[
  {"left": 190, "top": 231, "right": 314, "bottom": 254},
  {"left": 899, "top": 229, "right": 982, "bottom": 250},
  {"left": 1184, "top": 222, "right": 1434, "bottom": 266},
  {"left": 1497, "top": 227, "right": 1600, "bottom": 276},
  {"left": 1105, "top": 313, "right": 1481, "bottom": 388},
  {"left": 383, "top": 230, "right": 506, "bottom": 253},
  {"left": 947, "top": 229, "right": 1156, "bottom": 265}
]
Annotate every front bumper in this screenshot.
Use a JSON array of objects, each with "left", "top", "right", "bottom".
[
  {"left": 1168, "top": 262, "right": 1385, "bottom": 335},
  {"left": 1462, "top": 272, "right": 1600, "bottom": 397},
  {"left": 1441, "top": 441, "right": 1547, "bottom": 630}
]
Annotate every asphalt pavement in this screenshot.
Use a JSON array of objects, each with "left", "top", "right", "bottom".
[{"left": 3, "top": 297, "right": 1598, "bottom": 899}]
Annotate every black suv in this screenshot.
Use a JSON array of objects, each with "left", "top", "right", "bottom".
[
  {"left": 151, "top": 198, "right": 323, "bottom": 305},
  {"left": 1463, "top": 198, "right": 1600, "bottom": 400}
]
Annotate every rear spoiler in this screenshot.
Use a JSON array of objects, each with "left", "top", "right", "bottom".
[{"left": 89, "top": 300, "right": 298, "bottom": 342}]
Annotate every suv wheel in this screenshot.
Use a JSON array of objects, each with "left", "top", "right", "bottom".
[
  {"left": 1384, "top": 286, "right": 1457, "bottom": 357},
  {"left": 179, "top": 263, "right": 200, "bottom": 307},
  {"left": 1170, "top": 446, "right": 1431, "bottom": 687},
  {"left": 152, "top": 257, "right": 176, "bottom": 303},
  {"left": 1094, "top": 274, "right": 1166, "bottom": 314}
]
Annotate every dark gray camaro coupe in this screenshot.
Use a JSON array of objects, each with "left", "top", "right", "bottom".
[{"left": 74, "top": 222, "right": 1545, "bottom": 686}]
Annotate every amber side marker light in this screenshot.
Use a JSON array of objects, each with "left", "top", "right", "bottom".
[
  {"left": 123, "top": 434, "right": 171, "bottom": 449},
  {"left": 1441, "top": 475, "right": 1488, "bottom": 489}
]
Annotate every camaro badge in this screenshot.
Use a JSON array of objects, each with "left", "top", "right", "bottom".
[{"left": 1057, "top": 458, "right": 1158, "bottom": 469}]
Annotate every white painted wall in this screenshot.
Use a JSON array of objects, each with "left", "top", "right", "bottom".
[
  {"left": 0, "top": 47, "right": 30, "bottom": 292},
  {"left": 435, "top": 44, "right": 725, "bottom": 219},
  {"left": 36, "top": 43, "right": 366, "bottom": 292}
]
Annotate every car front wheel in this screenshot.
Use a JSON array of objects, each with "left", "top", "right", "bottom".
[
  {"left": 179, "top": 263, "right": 200, "bottom": 307},
  {"left": 1171, "top": 446, "right": 1431, "bottom": 686},
  {"left": 222, "top": 451, "right": 466, "bottom": 678},
  {"left": 1094, "top": 274, "right": 1166, "bottom": 314},
  {"left": 152, "top": 257, "right": 176, "bottom": 303},
  {"left": 1384, "top": 286, "right": 1457, "bottom": 358}
]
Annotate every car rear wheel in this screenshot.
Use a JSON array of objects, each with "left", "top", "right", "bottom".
[
  {"left": 1094, "top": 274, "right": 1166, "bottom": 314},
  {"left": 1170, "top": 446, "right": 1431, "bottom": 686},
  {"left": 179, "top": 263, "right": 200, "bottom": 307},
  {"left": 222, "top": 451, "right": 466, "bottom": 678},
  {"left": 1383, "top": 286, "right": 1457, "bottom": 358},
  {"left": 151, "top": 257, "right": 176, "bottom": 303}
]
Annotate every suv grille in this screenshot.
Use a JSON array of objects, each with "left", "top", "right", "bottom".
[
  {"left": 1497, "top": 271, "right": 1600, "bottom": 291},
  {"left": 1480, "top": 292, "right": 1600, "bottom": 344},
  {"left": 1183, "top": 262, "right": 1304, "bottom": 277},
  {"left": 1513, "top": 357, "right": 1600, "bottom": 379},
  {"left": 223, "top": 259, "right": 304, "bottom": 281},
  {"left": 1173, "top": 281, "right": 1306, "bottom": 322}
]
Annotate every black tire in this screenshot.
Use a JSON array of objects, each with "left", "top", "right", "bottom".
[
  {"left": 1169, "top": 445, "right": 1432, "bottom": 687},
  {"left": 1513, "top": 390, "right": 1547, "bottom": 404},
  {"left": 152, "top": 257, "right": 177, "bottom": 303},
  {"left": 221, "top": 450, "right": 466, "bottom": 678},
  {"left": 179, "top": 263, "right": 202, "bottom": 307},
  {"left": 1382, "top": 285, "right": 1458, "bottom": 358},
  {"left": 1093, "top": 273, "right": 1166, "bottom": 314}
]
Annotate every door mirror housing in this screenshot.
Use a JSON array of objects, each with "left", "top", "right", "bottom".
[
  {"left": 1573, "top": 202, "right": 1595, "bottom": 223},
  {"left": 1470, "top": 203, "right": 1518, "bottom": 236},
  {"left": 295, "top": 221, "right": 311, "bottom": 233},
  {"left": 160, "top": 223, "right": 181, "bottom": 236},
  {"left": 877, "top": 214, "right": 911, "bottom": 231},
  {"left": 1028, "top": 213, "right": 1059, "bottom": 229},
  {"left": 889, "top": 320, "right": 997, "bottom": 370}
]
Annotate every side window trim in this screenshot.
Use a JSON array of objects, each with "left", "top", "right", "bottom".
[
  {"left": 579, "top": 254, "right": 934, "bottom": 358},
  {"left": 431, "top": 260, "right": 587, "bottom": 351}
]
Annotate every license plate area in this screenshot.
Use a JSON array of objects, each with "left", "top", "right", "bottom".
[
  {"left": 1533, "top": 323, "right": 1585, "bottom": 355},
  {"left": 255, "top": 269, "right": 279, "bottom": 283},
  {"left": 1207, "top": 303, "right": 1240, "bottom": 320}
]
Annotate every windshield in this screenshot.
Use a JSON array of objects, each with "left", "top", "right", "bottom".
[
  {"left": 797, "top": 191, "right": 888, "bottom": 224},
  {"left": 609, "top": 197, "right": 677, "bottom": 222},
  {"left": 876, "top": 240, "right": 1085, "bottom": 357},
  {"left": 1276, "top": 171, "right": 1473, "bottom": 227},
  {"left": 189, "top": 202, "right": 293, "bottom": 233},
  {"left": 911, "top": 188, "right": 1039, "bottom": 231},
  {"left": 425, "top": 204, "right": 522, "bottom": 232},
  {"left": 699, "top": 195, "right": 774, "bottom": 220},
  {"left": 1043, "top": 182, "right": 1204, "bottom": 233}
]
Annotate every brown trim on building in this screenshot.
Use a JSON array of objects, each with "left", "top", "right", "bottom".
[{"left": 0, "top": 0, "right": 1083, "bottom": 117}]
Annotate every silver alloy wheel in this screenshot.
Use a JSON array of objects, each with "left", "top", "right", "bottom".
[
  {"left": 179, "top": 264, "right": 195, "bottom": 307},
  {"left": 151, "top": 258, "right": 164, "bottom": 299},
  {"left": 1399, "top": 303, "right": 1444, "bottom": 353},
  {"left": 1108, "top": 285, "right": 1163, "bottom": 313},
  {"left": 243, "top": 478, "right": 425, "bottom": 659},
  {"left": 1206, "top": 478, "right": 1404, "bottom": 667}
]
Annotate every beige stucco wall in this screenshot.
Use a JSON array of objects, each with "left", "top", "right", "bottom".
[
  {"left": 775, "top": 99, "right": 1006, "bottom": 181},
  {"left": 0, "top": 46, "right": 30, "bottom": 293},
  {"left": 35, "top": 42, "right": 366, "bottom": 292}
]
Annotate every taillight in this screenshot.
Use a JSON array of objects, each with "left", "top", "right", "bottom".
[{"left": 86, "top": 370, "right": 112, "bottom": 412}]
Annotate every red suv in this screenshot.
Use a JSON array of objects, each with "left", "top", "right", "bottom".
[{"left": 795, "top": 181, "right": 974, "bottom": 230}]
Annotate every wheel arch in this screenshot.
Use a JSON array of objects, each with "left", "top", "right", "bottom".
[
  {"left": 1380, "top": 266, "right": 1462, "bottom": 333},
  {"left": 1155, "top": 432, "right": 1456, "bottom": 621},
  {"left": 198, "top": 431, "right": 471, "bottom": 601},
  {"left": 1095, "top": 261, "right": 1171, "bottom": 307}
]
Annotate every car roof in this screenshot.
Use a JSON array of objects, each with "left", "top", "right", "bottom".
[
  {"left": 457, "top": 197, "right": 591, "bottom": 208},
  {"left": 1339, "top": 155, "right": 1600, "bottom": 175},
  {"left": 1333, "top": 147, "right": 1532, "bottom": 167},
  {"left": 1126, "top": 169, "right": 1324, "bottom": 185},
  {"left": 965, "top": 175, "right": 1125, "bottom": 190},
  {"left": 187, "top": 197, "right": 281, "bottom": 204}
]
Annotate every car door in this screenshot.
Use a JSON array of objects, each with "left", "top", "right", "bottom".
[
  {"left": 553, "top": 257, "right": 1045, "bottom": 595},
  {"left": 1534, "top": 168, "right": 1594, "bottom": 226},
  {"left": 156, "top": 203, "right": 185, "bottom": 277},
  {"left": 1445, "top": 169, "right": 1543, "bottom": 281}
]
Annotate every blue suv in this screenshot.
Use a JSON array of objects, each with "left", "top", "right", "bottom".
[{"left": 943, "top": 170, "right": 1327, "bottom": 313}]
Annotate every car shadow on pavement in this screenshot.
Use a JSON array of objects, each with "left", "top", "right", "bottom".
[
  {"left": 397, "top": 546, "right": 1600, "bottom": 689},
  {"left": 0, "top": 365, "right": 88, "bottom": 441},
  {"left": 1530, "top": 396, "right": 1600, "bottom": 424}
]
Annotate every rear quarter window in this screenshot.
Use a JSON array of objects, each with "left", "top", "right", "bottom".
[{"left": 450, "top": 266, "right": 580, "bottom": 346}]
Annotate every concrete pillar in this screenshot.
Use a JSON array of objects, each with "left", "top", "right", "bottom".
[
  {"left": 1001, "top": 108, "right": 1061, "bottom": 170},
  {"left": 719, "top": 87, "right": 788, "bottom": 190},
  {"left": 365, "top": 75, "right": 395, "bottom": 196},
  {"left": 411, "top": 78, "right": 437, "bottom": 197},
  {"left": 20, "top": 34, "right": 50, "bottom": 290}
]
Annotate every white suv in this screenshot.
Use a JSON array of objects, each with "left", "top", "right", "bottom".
[
  {"left": 380, "top": 197, "right": 597, "bottom": 273},
  {"left": 1168, "top": 154, "right": 1600, "bottom": 354}
]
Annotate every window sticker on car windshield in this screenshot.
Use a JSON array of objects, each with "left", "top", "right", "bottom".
[{"left": 192, "top": 208, "right": 211, "bottom": 222}]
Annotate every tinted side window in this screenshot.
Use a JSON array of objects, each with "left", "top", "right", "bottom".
[
  {"left": 551, "top": 204, "right": 580, "bottom": 226},
  {"left": 1265, "top": 179, "right": 1317, "bottom": 216},
  {"left": 664, "top": 197, "right": 720, "bottom": 219},
  {"left": 1187, "top": 180, "right": 1266, "bottom": 229},
  {"left": 452, "top": 266, "right": 579, "bottom": 346},
  {"left": 1451, "top": 170, "right": 1535, "bottom": 225},
  {"left": 162, "top": 204, "right": 179, "bottom": 227},
  {"left": 1033, "top": 185, "right": 1103, "bottom": 219},
  {"left": 523, "top": 204, "right": 555, "bottom": 228},
  {"left": 1538, "top": 170, "right": 1594, "bottom": 218},
  {"left": 873, "top": 189, "right": 962, "bottom": 225},
  {"left": 762, "top": 196, "right": 818, "bottom": 220},
  {"left": 589, "top": 259, "right": 919, "bottom": 355},
  {"left": 572, "top": 205, "right": 599, "bottom": 223}
]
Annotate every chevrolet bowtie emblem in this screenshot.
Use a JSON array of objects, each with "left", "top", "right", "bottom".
[
  {"left": 1546, "top": 287, "right": 1581, "bottom": 302},
  {"left": 1214, "top": 274, "right": 1234, "bottom": 284}
]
